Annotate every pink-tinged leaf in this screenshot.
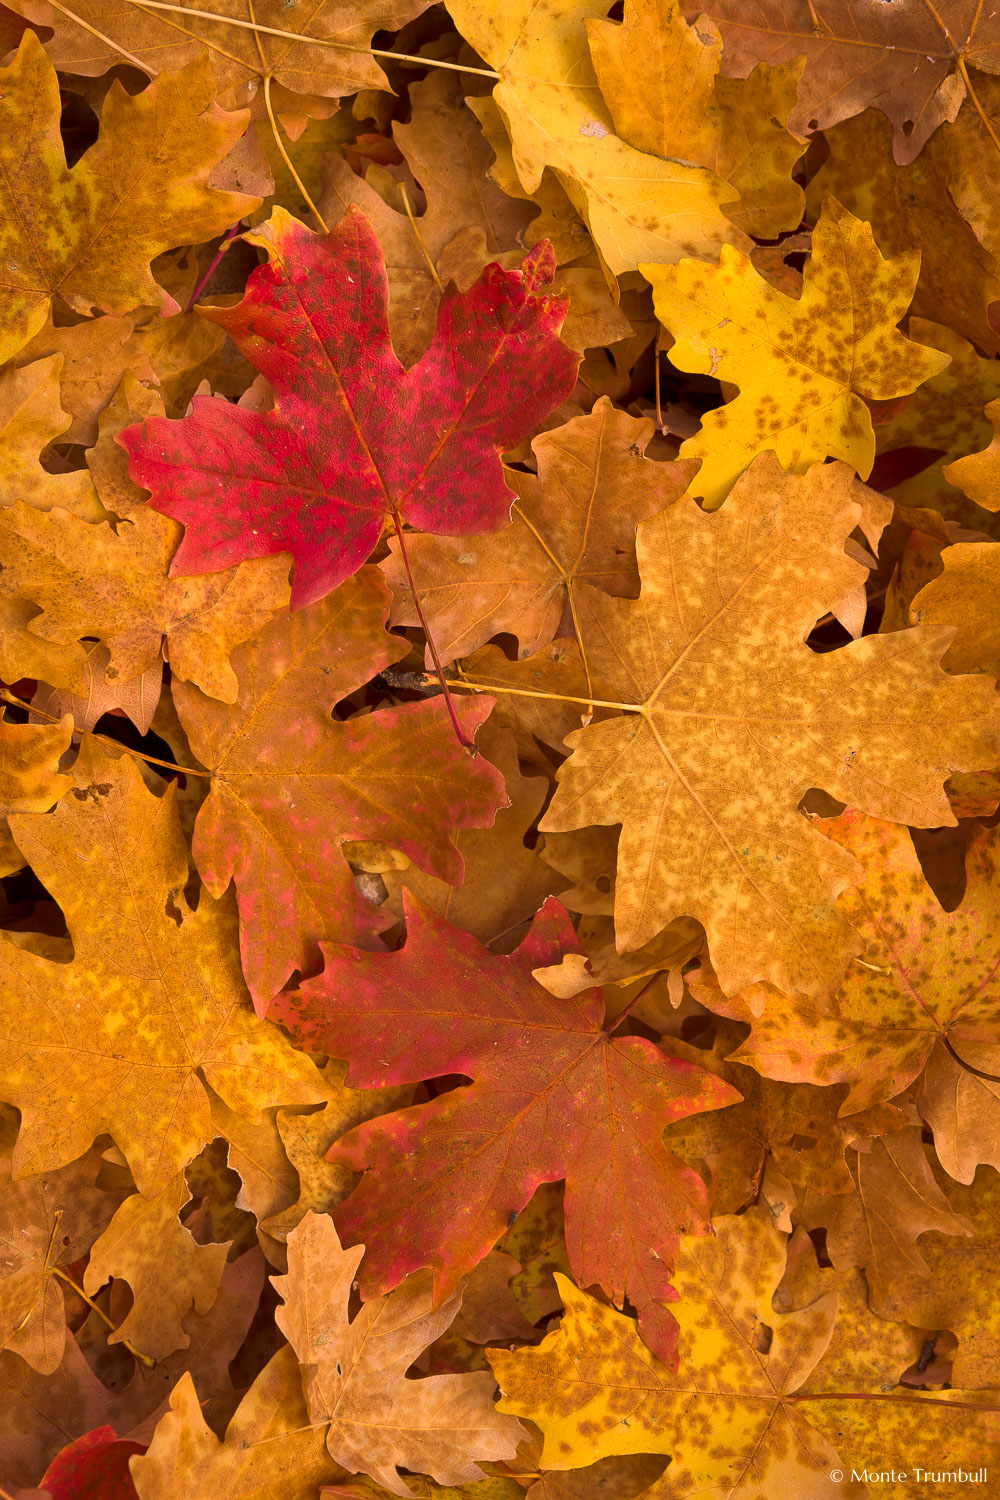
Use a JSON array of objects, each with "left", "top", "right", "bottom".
[
  {"left": 269, "top": 895, "right": 740, "bottom": 1364},
  {"left": 37, "top": 1426, "right": 144, "bottom": 1499},
  {"left": 172, "top": 569, "right": 507, "bottom": 1010},
  {"left": 118, "top": 206, "right": 579, "bottom": 609}
]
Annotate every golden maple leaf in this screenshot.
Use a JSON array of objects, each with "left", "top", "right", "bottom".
[
  {"left": 444, "top": 0, "right": 745, "bottom": 275},
  {"left": 0, "top": 741, "right": 327, "bottom": 1195},
  {"left": 489, "top": 1210, "right": 847, "bottom": 1494},
  {"left": 0, "top": 34, "right": 258, "bottom": 365},
  {"left": 642, "top": 196, "right": 951, "bottom": 506}
]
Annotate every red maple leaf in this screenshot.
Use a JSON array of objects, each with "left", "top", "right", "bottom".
[
  {"left": 118, "top": 207, "right": 579, "bottom": 608},
  {"left": 37, "top": 1426, "right": 144, "bottom": 1499},
  {"left": 270, "top": 895, "right": 740, "bottom": 1365}
]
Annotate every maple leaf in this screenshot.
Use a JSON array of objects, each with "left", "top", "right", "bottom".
[
  {"left": 0, "top": 741, "right": 327, "bottom": 1195},
  {"left": 320, "top": 68, "right": 534, "bottom": 365},
  {"left": 538, "top": 455, "right": 999, "bottom": 999},
  {"left": 378, "top": 721, "right": 560, "bottom": 949},
  {"left": 270, "top": 895, "right": 739, "bottom": 1365},
  {"left": 0, "top": 1110, "right": 123, "bottom": 1375},
  {"left": 730, "top": 812, "right": 1000, "bottom": 1111},
  {"left": 272, "top": 1212, "right": 525, "bottom": 1495},
  {"left": 704, "top": 0, "right": 991, "bottom": 164},
  {"left": 870, "top": 321, "right": 1000, "bottom": 514},
  {"left": 909, "top": 542, "right": 1000, "bottom": 678},
  {"left": 444, "top": 0, "right": 747, "bottom": 276},
  {"left": 10, "top": 313, "right": 159, "bottom": 447},
  {"left": 261, "top": 1059, "right": 411, "bottom": 1246},
  {"left": 809, "top": 104, "right": 1000, "bottom": 360},
  {"left": 131, "top": 1344, "right": 339, "bottom": 1499},
  {"left": 171, "top": 566, "right": 505, "bottom": 1010},
  {"left": 0, "top": 709, "right": 73, "bottom": 879},
  {"left": 642, "top": 196, "right": 950, "bottom": 506},
  {"left": 119, "top": 206, "right": 578, "bottom": 610},
  {"left": 36, "top": 1426, "right": 145, "bottom": 1500},
  {"left": 798, "top": 1127, "right": 974, "bottom": 1313},
  {"left": 13, "top": 0, "right": 434, "bottom": 107},
  {"left": 0, "top": 355, "right": 101, "bottom": 520},
  {"left": 944, "top": 397, "right": 1000, "bottom": 511},
  {"left": 489, "top": 1210, "right": 849, "bottom": 1493},
  {"left": 83, "top": 1172, "right": 230, "bottom": 1362},
  {"left": 0, "top": 376, "right": 292, "bottom": 704},
  {"left": 0, "top": 34, "right": 259, "bottom": 365},
  {"left": 657, "top": 1022, "right": 907, "bottom": 1214},
  {"left": 587, "top": 0, "right": 805, "bottom": 238},
  {"left": 384, "top": 399, "right": 696, "bottom": 667},
  {"left": 874, "top": 1167, "right": 1000, "bottom": 1390}
]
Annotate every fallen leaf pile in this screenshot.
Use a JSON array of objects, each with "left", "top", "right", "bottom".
[{"left": 4, "top": 1, "right": 1000, "bottom": 1496}]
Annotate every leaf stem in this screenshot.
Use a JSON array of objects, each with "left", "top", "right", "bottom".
[
  {"left": 263, "top": 72, "right": 329, "bottom": 233},
  {"left": 0, "top": 689, "right": 211, "bottom": 779},
  {"left": 185, "top": 221, "right": 244, "bottom": 313},
  {"left": 605, "top": 974, "right": 660, "bottom": 1034},
  {"left": 942, "top": 1033, "right": 1000, "bottom": 1085},
  {"left": 955, "top": 54, "right": 1000, "bottom": 156},
  {"left": 787, "top": 1390, "right": 1000, "bottom": 1410},
  {"left": 126, "top": 0, "right": 501, "bottom": 76},
  {"left": 398, "top": 184, "right": 443, "bottom": 291},
  {"left": 52, "top": 1267, "right": 156, "bottom": 1367},
  {"left": 444, "top": 675, "right": 642, "bottom": 713},
  {"left": 391, "top": 513, "right": 476, "bottom": 752}
]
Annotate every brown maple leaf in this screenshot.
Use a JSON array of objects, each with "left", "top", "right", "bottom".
[
  {"left": 538, "top": 454, "right": 998, "bottom": 999},
  {"left": 384, "top": 399, "right": 695, "bottom": 668},
  {"left": 273, "top": 1211, "right": 525, "bottom": 1496}
]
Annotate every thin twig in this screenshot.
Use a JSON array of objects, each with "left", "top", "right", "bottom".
[
  {"left": 943, "top": 1033, "right": 1000, "bottom": 1085},
  {"left": 398, "top": 184, "right": 443, "bottom": 290},
  {"left": 186, "top": 222, "right": 244, "bottom": 312},
  {"left": 444, "top": 675, "right": 642, "bottom": 713}
]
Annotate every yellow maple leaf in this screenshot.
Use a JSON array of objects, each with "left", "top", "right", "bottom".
[
  {"left": 588, "top": 0, "right": 805, "bottom": 238},
  {"left": 445, "top": 0, "right": 744, "bottom": 275},
  {"left": 642, "top": 196, "right": 950, "bottom": 506},
  {"left": 488, "top": 1210, "right": 847, "bottom": 1494}
]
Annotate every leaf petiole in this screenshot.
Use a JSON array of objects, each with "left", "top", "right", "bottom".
[{"left": 392, "top": 513, "right": 476, "bottom": 752}]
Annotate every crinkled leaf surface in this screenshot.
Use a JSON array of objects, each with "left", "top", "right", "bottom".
[
  {"left": 120, "top": 206, "right": 578, "bottom": 609},
  {"left": 539, "top": 455, "right": 997, "bottom": 998},
  {"left": 172, "top": 567, "right": 505, "bottom": 1010},
  {"left": 271, "top": 896, "right": 738, "bottom": 1365}
]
